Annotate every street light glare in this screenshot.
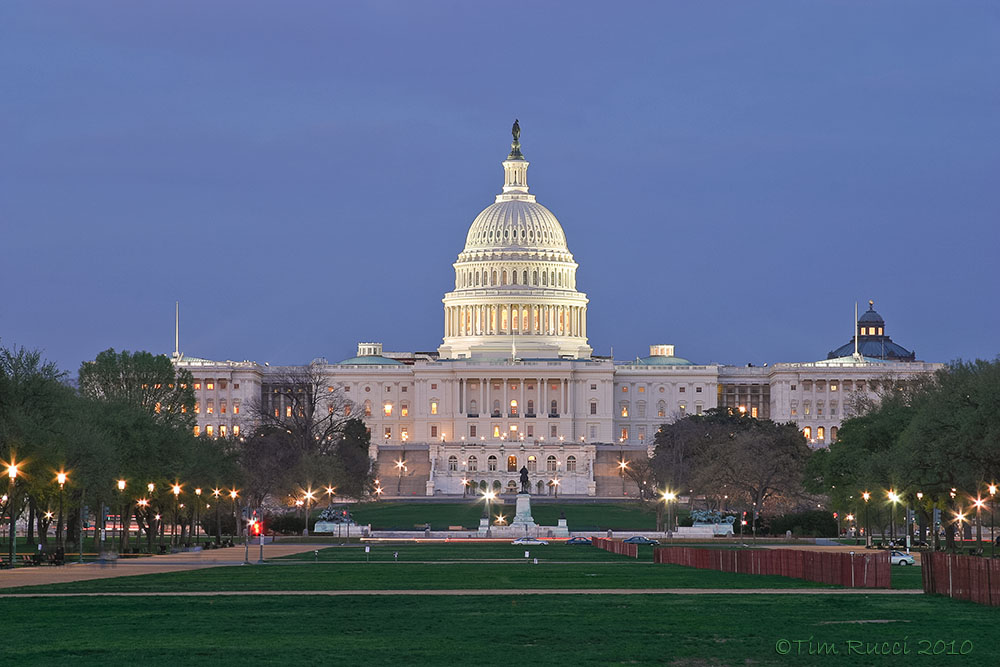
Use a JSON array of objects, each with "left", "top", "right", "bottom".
[
  {"left": 117, "top": 479, "right": 127, "bottom": 491},
  {"left": 56, "top": 471, "right": 68, "bottom": 486}
]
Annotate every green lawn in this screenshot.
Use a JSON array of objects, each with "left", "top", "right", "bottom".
[
  {"left": 341, "top": 501, "right": 663, "bottom": 530},
  {"left": 1, "top": 593, "right": 994, "bottom": 666}
]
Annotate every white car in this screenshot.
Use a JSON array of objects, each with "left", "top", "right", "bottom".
[
  {"left": 890, "top": 550, "right": 915, "bottom": 566},
  {"left": 512, "top": 537, "right": 548, "bottom": 545}
]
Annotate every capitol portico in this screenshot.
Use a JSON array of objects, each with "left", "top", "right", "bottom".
[{"left": 174, "top": 124, "right": 942, "bottom": 498}]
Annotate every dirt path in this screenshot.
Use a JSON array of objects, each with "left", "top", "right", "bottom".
[
  {"left": 0, "top": 543, "right": 319, "bottom": 590},
  {"left": 0, "top": 587, "right": 921, "bottom": 598}
]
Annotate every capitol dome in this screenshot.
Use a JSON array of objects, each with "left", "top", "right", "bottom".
[{"left": 439, "top": 122, "right": 592, "bottom": 361}]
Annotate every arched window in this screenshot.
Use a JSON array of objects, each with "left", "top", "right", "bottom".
[
  {"left": 468, "top": 455, "right": 478, "bottom": 472},
  {"left": 511, "top": 270, "right": 517, "bottom": 285},
  {"left": 507, "top": 455, "right": 517, "bottom": 472},
  {"left": 533, "top": 270, "right": 538, "bottom": 285},
  {"left": 546, "top": 455, "right": 557, "bottom": 472},
  {"left": 506, "top": 480, "right": 518, "bottom": 494},
  {"left": 509, "top": 399, "right": 518, "bottom": 416},
  {"left": 657, "top": 401, "right": 666, "bottom": 418},
  {"left": 383, "top": 402, "right": 393, "bottom": 417},
  {"left": 566, "top": 455, "right": 577, "bottom": 472},
  {"left": 536, "top": 480, "right": 546, "bottom": 494},
  {"left": 522, "top": 270, "right": 528, "bottom": 284},
  {"left": 493, "top": 399, "right": 501, "bottom": 416},
  {"left": 550, "top": 400, "right": 558, "bottom": 415},
  {"left": 542, "top": 272, "right": 547, "bottom": 286},
  {"left": 492, "top": 270, "right": 497, "bottom": 285},
  {"left": 830, "top": 427, "right": 838, "bottom": 442},
  {"left": 502, "top": 270, "right": 507, "bottom": 285},
  {"left": 527, "top": 455, "right": 537, "bottom": 472},
  {"left": 475, "top": 272, "right": 480, "bottom": 286},
  {"left": 488, "top": 455, "right": 498, "bottom": 472},
  {"left": 430, "top": 400, "right": 438, "bottom": 415},
  {"left": 479, "top": 480, "right": 488, "bottom": 491},
  {"left": 469, "top": 399, "right": 478, "bottom": 415},
  {"left": 364, "top": 400, "right": 372, "bottom": 417},
  {"left": 803, "top": 427, "right": 812, "bottom": 440},
  {"left": 620, "top": 403, "right": 629, "bottom": 418},
  {"left": 527, "top": 399, "right": 534, "bottom": 415},
  {"left": 817, "top": 426, "right": 825, "bottom": 441},
  {"left": 448, "top": 455, "right": 458, "bottom": 471},
  {"left": 493, "top": 425, "right": 501, "bottom": 438}
]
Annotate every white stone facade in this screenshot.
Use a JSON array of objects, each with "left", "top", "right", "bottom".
[{"left": 174, "top": 131, "right": 942, "bottom": 497}]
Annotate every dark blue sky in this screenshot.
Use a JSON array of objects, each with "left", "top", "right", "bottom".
[{"left": 3, "top": 2, "right": 998, "bottom": 374}]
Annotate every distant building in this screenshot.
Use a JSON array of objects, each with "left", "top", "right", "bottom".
[{"left": 174, "top": 128, "right": 941, "bottom": 498}]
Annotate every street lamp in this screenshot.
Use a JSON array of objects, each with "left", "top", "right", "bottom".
[
  {"left": 887, "top": 490, "right": 900, "bottom": 545},
  {"left": 325, "top": 485, "right": 336, "bottom": 508},
  {"left": 395, "top": 458, "right": 407, "bottom": 495},
  {"left": 461, "top": 478, "right": 469, "bottom": 498},
  {"left": 955, "top": 510, "right": 966, "bottom": 542},
  {"left": 116, "top": 479, "right": 127, "bottom": 552},
  {"left": 551, "top": 478, "right": 560, "bottom": 498},
  {"left": 55, "top": 471, "right": 68, "bottom": 550},
  {"left": 973, "top": 497, "right": 986, "bottom": 549},
  {"left": 862, "top": 491, "right": 871, "bottom": 547},
  {"left": 302, "top": 488, "right": 316, "bottom": 536},
  {"left": 171, "top": 484, "right": 182, "bottom": 546},
  {"left": 483, "top": 489, "right": 496, "bottom": 537},
  {"left": 7, "top": 460, "right": 20, "bottom": 567},
  {"left": 229, "top": 489, "right": 239, "bottom": 541},
  {"left": 662, "top": 490, "right": 676, "bottom": 538},
  {"left": 194, "top": 488, "right": 202, "bottom": 545},
  {"left": 136, "top": 499, "right": 149, "bottom": 552},
  {"left": 990, "top": 484, "right": 997, "bottom": 558},
  {"left": 618, "top": 457, "right": 628, "bottom": 496},
  {"left": 212, "top": 488, "right": 222, "bottom": 544}
]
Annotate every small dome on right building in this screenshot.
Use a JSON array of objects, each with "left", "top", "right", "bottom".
[{"left": 828, "top": 300, "right": 916, "bottom": 361}]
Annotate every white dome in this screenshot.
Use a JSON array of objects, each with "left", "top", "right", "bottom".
[{"left": 464, "top": 199, "right": 568, "bottom": 252}]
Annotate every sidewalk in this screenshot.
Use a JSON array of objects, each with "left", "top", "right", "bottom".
[{"left": 0, "top": 543, "right": 318, "bottom": 590}]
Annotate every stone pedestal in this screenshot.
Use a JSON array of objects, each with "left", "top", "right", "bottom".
[{"left": 511, "top": 493, "right": 537, "bottom": 531}]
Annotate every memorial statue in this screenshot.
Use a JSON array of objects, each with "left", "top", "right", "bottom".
[
  {"left": 519, "top": 466, "right": 530, "bottom": 494},
  {"left": 512, "top": 118, "right": 520, "bottom": 142},
  {"left": 508, "top": 118, "right": 524, "bottom": 159}
]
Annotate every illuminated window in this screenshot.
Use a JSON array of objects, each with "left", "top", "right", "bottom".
[
  {"left": 384, "top": 427, "right": 392, "bottom": 439},
  {"left": 285, "top": 405, "right": 292, "bottom": 417},
  {"left": 154, "top": 402, "right": 161, "bottom": 414},
  {"left": 878, "top": 327, "right": 883, "bottom": 335},
  {"left": 527, "top": 455, "right": 537, "bottom": 472},
  {"left": 803, "top": 427, "right": 811, "bottom": 439},
  {"left": 546, "top": 455, "right": 557, "bottom": 472},
  {"left": 233, "top": 425, "right": 240, "bottom": 437},
  {"left": 817, "top": 427, "right": 825, "bottom": 441},
  {"left": 620, "top": 427, "right": 629, "bottom": 440},
  {"left": 566, "top": 456, "right": 577, "bottom": 472},
  {"left": 328, "top": 386, "right": 334, "bottom": 393},
  {"left": 233, "top": 401, "right": 240, "bottom": 415},
  {"left": 219, "top": 425, "right": 227, "bottom": 437},
  {"left": 678, "top": 404, "right": 686, "bottom": 416},
  {"left": 493, "top": 425, "right": 501, "bottom": 438},
  {"left": 194, "top": 382, "right": 201, "bottom": 390},
  {"left": 206, "top": 382, "right": 214, "bottom": 390},
  {"left": 751, "top": 407, "right": 758, "bottom": 418},
  {"left": 207, "top": 401, "right": 214, "bottom": 415},
  {"left": 400, "top": 428, "right": 408, "bottom": 440},
  {"left": 193, "top": 425, "right": 200, "bottom": 436},
  {"left": 401, "top": 403, "right": 408, "bottom": 417},
  {"left": 830, "top": 384, "right": 838, "bottom": 392},
  {"left": 430, "top": 401, "right": 438, "bottom": 415},
  {"left": 364, "top": 400, "right": 372, "bottom": 417},
  {"left": 507, "top": 456, "right": 517, "bottom": 472},
  {"left": 622, "top": 386, "right": 628, "bottom": 393},
  {"left": 468, "top": 456, "right": 478, "bottom": 471},
  {"left": 384, "top": 403, "right": 393, "bottom": 417},
  {"left": 510, "top": 399, "right": 518, "bottom": 415},
  {"left": 206, "top": 425, "right": 214, "bottom": 437},
  {"left": 638, "top": 386, "right": 645, "bottom": 393},
  {"left": 448, "top": 456, "right": 458, "bottom": 471},
  {"left": 657, "top": 402, "right": 665, "bottom": 418},
  {"left": 488, "top": 456, "right": 498, "bottom": 472},
  {"left": 220, "top": 400, "right": 226, "bottom": 414},
  {"left": 620, "top": 404, "right": 629, "bottom": 418},
  {"left": 181, "top": 404, "right": 187, "bottom": 413},
  {"left": 194, "top": 402, "right": 200, "bottom": 414}
]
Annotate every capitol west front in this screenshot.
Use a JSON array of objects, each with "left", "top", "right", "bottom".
[{"left": 176, "top": 128, "right": 940, "bottom": 498}]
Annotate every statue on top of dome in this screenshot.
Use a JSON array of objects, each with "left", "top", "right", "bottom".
[
  {"left": 512, "top": 119, "right": 520, "bottom": 142},
  {"left": 508, "top": 119, "right": 524, "bottom": 159}
]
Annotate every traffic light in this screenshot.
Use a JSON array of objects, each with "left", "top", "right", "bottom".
[
  {"left": 250, "top": 519, "right": 262, "bottom": 536},
  {"left": 833, "top": 512, "right": 838, "bottom": 519}
]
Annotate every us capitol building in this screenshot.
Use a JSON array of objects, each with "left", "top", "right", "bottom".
[{"left": 175, "top": 124, "right": 941, "bottom": 498}]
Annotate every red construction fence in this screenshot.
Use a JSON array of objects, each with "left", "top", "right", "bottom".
[
  {"left": 592, "top": 537, "right": 638, "bottom": 558},
  {"left": 922, "top": 552, "right": 1000, "bottom": 607},
  {"left": 653, "top": 547, "right": 890, "bottom": 588}
]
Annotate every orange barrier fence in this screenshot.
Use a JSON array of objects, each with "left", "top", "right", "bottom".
[
  {"left": 592, "top": 537, "right": 638, "bottom": 558},
  {"left": 653, "top": 547, "right": 890, "bottom": 588},
  {"left": 922, "top": 552, "right": 1000, "bottom": 606}
]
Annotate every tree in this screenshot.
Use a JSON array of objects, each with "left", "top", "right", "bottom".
[{"left": 332, "top": 419, "right": 375, "bottom": 499}]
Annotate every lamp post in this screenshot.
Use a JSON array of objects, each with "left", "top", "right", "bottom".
[
  {"left": 551, "top": 477, "right": 560, "bottom": 499},
  {"left": 7, "top": 461, "right": 19, "bottom": 568},
  {"left": 395, "top": 458, "right": 407, "bottom": 495},
  {"left": 325, "top": 485, "right": 336, "bottom": 509},
  {"left": 461, "top": 478, "right": 469, "bottom": 498},
  {"left": 136, "top": 499, "right": 149, "bottom": 552},
  {"left": 663, "top": 491, "right": 676, "bottom": 539},
  {"left": 194, "top": 488, "right": 202, "bottom": 545},
  {"left": 484, "top": 489, "right": 495, "bottom": 538},
  {"left": 973, "top": 497, "right": 985, "bottom": 550},
  {"left": 302, "top": 489, "right": 316, "bottom": 536},
  {"left": 171, "top": 484, "right": 182, "bottom": 546},
  {"left": 888, "top": 490, "right": 900, "bottom": 546},
  {"left": 116, "top": 479, "right": 126, "bottom": 552},
  {"left": 229, "top": 489, "right": 239, "bottom": 542},
  {"left": 862, "top": 491, "right": 871, "bottom": 547},
  {"left": 618, "top": 457, "right": 628, "bottom": 497},
  {"left": 955, "top": 510, "right": 966, "bottom": 543},
  {"left": 56, "top": 471, "right": 68, "bottom": 550},
  {"left": 212, "top": 488, "right": 222, "bottom": 544},
  {"left": 990, "top": 484, "right": 997, "bottom": 558}
]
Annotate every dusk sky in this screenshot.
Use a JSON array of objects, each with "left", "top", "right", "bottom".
[{"left": 3, "top": 2, "right": 998, "bottom": 376}]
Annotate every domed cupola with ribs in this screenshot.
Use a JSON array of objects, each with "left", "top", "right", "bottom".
[
  {"left": 438, "top": 121, "right": 592, "bottom": 360},
  {"left": 827, "top": 300, "right": 916, "bottom": 362}
]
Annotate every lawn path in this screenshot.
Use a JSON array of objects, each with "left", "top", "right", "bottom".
[
  {"left": 0, "top": 543, "right": 318, "bottom": 590},
  {"left": 0, "top": 587, "right": 921, "bottom": 598}
]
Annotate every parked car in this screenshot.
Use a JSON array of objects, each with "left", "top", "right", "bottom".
[
  {"left": 566, "top": 537, "right": 592, "bottom": 545},
  {"left": 890, "top": 550, "right": 915, "bottom": 566},
  {"left": 512, "top": 537, "right": 548, "bottom": 545},
  {"left": 623, "top": 536, "right": 659, "bottom": 545}
]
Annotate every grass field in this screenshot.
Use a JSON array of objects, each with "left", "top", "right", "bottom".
[
  {"left": 342, "top": 501, "right": 664, "bottom": 530},
  {"left": 1, "top": 593, "right": 994, "bottom": 665}
]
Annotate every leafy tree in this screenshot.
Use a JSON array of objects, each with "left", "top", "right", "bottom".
[{"left": 332, "top": 418, "right": 375, "bottom": 499}]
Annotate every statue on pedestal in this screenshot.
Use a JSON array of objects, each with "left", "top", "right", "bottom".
[{"left": 519, "top": 466, "right": 530, "bottom": 494}]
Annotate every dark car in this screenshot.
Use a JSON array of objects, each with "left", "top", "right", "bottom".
[
  {"left": 566, "top": 537, "right": 592, "bottom": 545},
  {"left": 623, "top": 536, "right": 659, "bottom": 545}
]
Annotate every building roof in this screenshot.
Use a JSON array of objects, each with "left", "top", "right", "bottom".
[
  {"left": 828, "top": 340, "right": 915, "bottom": 361},
  {"left": 631, "top": 354, "right": 695, "bottom": 366},
  {"left": 336, "top": 355, "right": 405, "bottom": 366}
]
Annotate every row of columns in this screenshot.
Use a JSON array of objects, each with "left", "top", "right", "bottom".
[
  {"left": 445, "top": 303, "right": 586, "bottom": 338},
  {"left": 456, "top": 377, "right": 571, "bottom": 419}
]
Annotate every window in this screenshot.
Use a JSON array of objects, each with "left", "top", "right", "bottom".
[
  {"left": 431, "top": 383, "right": 437, "bottom": 390},
  {"left": 365, "top": 386, "right": 371, "bottom": 392},
  {"left": 679, "top": 386, "right": 685, "bottom": 393},
  {"left": 401, "top": 403, "right": 408, "bottom": 417},
  {"left": 493, "top": 399, "right": 501, "bottom": 416},
  {"left": 620, "top": 404, "right": 629, "bottom": 417},
  {"left": 620, "top": 427, "right": 628, "bottom": 441},
  {"left": 430, "top": 425, "right": 438, "bottom": 438},
  {"left": 488, "top": 455, "right": 498, "bottom": 472},
  {"left": 233, "top": 401, "right": 240, "bottom": 415},
  {"left": 526, "top": 425, "right": 534, "bottom": 437},
  {"left": 589, "top": 425, "right": 597, "bottom": 439},
  {"left": 219, "top": 425, "right": 227, "bottom": 437},
  {"left": 493, "top": 425, "right": 501, "bottom": 438},
  {"left": 206, "top": 401, "right": 214, "bottom": 415},
  {"left": 469, "top": 399, "right": 478, "bottom": 414},
  {"left": 830, "top": 384, "right": 838, "bottom": 392},
  {"left": 220, "top": 400, "right": 227, "bottom": 414},
  {"left": 622, "top": 386, "right": 628, "bottom": 393},
  {"left": 468, "top": 455, "right": 478, "bottom": 472},
  {"left": 232, "top": 425, "right": 240, "bottom": 437},
  {"left": 550, "top": 400, "right": 558, "bottom": 415},
  {"left": 206, "top": 382, "right": 214, "bottom": 391},
  {"left": 344, "top": 405, "right": 351, "bottom": 416},
  {"left": 194, "top": 402, "right": 200, "bottom": 414},
  {"left": 430, "top": 401, "right": 438, "bottom": 415},
  {"left": 509, "top": 399, "right": 518, "bottom": 416},
  {"left": 791, "top": 385, "right": 797, "bottom": 391},
  {"left": 385, "top": 386, "right": 391, "bottom": 392},
  {"left": 637, "top": 402, "right": 646, "bottom": 418},
  {"left": 803, "top": 427, "right": 811, "bottom": 439},
  {"left": 194, "top": 382, "right": 201, "bottom": 390},
  {"left": 678, "top": 404, "right": 686, "bottom": 416},
  {"left": 550, "top": 425, "right": 557, "bottom": 438},
  {"left": 470, "top": 425, "right": 477, "bottom": 438},
  {"left": 695, "top": 404, "right": 703, "bottom": 415},
  {"left": 804, "top": 403, "right": 811, "bottom": 416},
  {"left": 696, "top": 387, "right": 702, "bottom": 393},
  {"left": 638, "top": 426, "right": 646, "bottom": 441},
  {"left": 233, "top": 383, "right": 239, "bottom": 390},
  {"left": 590, "top": 401, "right": 597, "bottom": 415},
  {"left": 384, "top": 427, "right": 392, "bottom": 439},
  {"left": 507, "top": 456, "right": 517, "bottom": 472},
  {"left": 751, "top": 407, "right": 758, "bottom": 418},
  {"left": 659, "top": 386, "right": 664, "bottom": 393},
  {"left": 657, "top": 401, "right": 665, "bottom": 418},
  {"left": 546, "top": 455, "right": 557, "bottom": 472},
  {"left": 401, "top": 386, "right": 407, "bottom": 393},
  {"left": 590, "top": 384, "right": 597, "bottom": 390},
  {"left": 193, "top": 425, "right": 200, "bottom": 437},
  {"left": 566, "top": 455, "right": 577, "bottom": 472},
  {"left": 364, "top": 400, "right": 372, "bottom": 417},
  {"left": 448, "top": 456, "right": 458, "bottom": 472},
  {"left": 817, "top": 427, "right": 825, "bottom": 441},
  {"left": 830, "top": 427, "right": 838, "bottom": 442},
  {"left": 527, "top": 455, "right": 537, "bottom": 472},
  {"left": 527, "top": 400, "right": 534, "bottom": 415},
  {"left": 384, "top": 403, "right": 393, "bottom": 417},
  {"left": 285, "top": 405, "right": 292, "bottom": 418}
]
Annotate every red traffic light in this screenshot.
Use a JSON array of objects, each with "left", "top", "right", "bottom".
[{"left": 249, "top": 519, "right": 262, "bottom": 536}]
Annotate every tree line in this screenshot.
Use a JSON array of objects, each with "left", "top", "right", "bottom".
[{"left": 0, "top": 344, "right": 374, "bottom": 554}]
